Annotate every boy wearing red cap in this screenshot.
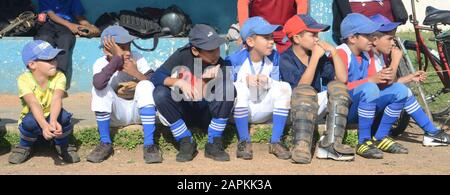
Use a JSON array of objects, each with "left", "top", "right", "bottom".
[{"left": 280, "top": 14, "right": 353, "bottom": 163}]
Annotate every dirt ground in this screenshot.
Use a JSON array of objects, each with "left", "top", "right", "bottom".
[{"left": 1, "top": 93, "right": 450, "bottom": 175}]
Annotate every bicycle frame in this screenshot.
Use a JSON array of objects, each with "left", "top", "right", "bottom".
[{"left": 409, "top": 0, "right": 450, "bottom": 90}]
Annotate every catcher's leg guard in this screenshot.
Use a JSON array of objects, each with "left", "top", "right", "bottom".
[
  {"left": 290, "top": 84, "right": 318, "bottom": 164},
  {"left": 317, "top": 81, "right": 355, "bottom": 161}
]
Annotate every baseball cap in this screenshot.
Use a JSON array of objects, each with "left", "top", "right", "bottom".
[
  {"left": 101, "top": 25, "right": 137, "bottom": 45},
  {"left": 340, "top": 13, "right": 381, "bottom": 39},
  {"left": 370, "top": 14, "right": 401, "bottom": 32},
  {"left": 22, "top": 40, "right": 64, "bottom": 65},
  {"left": 284, "top": 14, "right": 330, "bottom": 38},
  {"left": 240, "top": 16, "right": 282, "bottom": 41},
  {"left": 188, "top": 24, "right": 226, "bottom": 51}
]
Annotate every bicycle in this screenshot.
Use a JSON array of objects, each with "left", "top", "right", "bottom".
[{"left": 391, "top": 0, "right": 450, "bottom": 136}]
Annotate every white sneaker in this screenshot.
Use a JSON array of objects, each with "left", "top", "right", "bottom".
[{"left": 423, "top": 130, "right": 450, "bottom": 147}]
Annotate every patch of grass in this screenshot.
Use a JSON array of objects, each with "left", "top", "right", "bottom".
[
  {"left": 251, "top": 125, "right": 271, "bottom": 143},
  {"left": 0, "top": 124, "right": 360, "bottom": 153},
  {"left": 343, "top": 130, "right": 358, "bottom": 148}
]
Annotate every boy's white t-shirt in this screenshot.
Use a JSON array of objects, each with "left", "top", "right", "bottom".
[
  {"left": 92, "top": 52, "right": 151, "bottom": 89},
  {"left": 235, "top": 56, "right": 277, "bottom": 86}
]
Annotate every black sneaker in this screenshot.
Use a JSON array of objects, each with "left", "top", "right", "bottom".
[
  {"left": 423, "top": 130, "right": 450, "bottom": 147},
  {"left": 356, "top": 140, "right": 383, "bottom": 159},
  {"left": 269, "top": 142, "right": 291, "bottom": 160},
  {"left": 87, "top": 142, "right": 114, "bottom": 163},
  {"left": 176, "top": 137, "right": 198, "bottom": 162},
  {"left": 236, "top": 141, "right": 253, "bottom": 160},
  {"left": 205, "top": 137, "right": 230, "bottom": 161},
  {"left": 143, "top": 144, "right": 163, "bottom": 164},
  {"left": 8, "top": 145, "right": 32, "bottom": 164},
  {"left": 375, "top": 137, "right": 408, "bottom": 154},
  {"left": 55, "top": 144, "right": 80, "bottom": 163}
]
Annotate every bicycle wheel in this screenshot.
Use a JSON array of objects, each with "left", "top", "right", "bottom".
[{"left": 403, "top": 40, "right": 450, "bottom": 117}]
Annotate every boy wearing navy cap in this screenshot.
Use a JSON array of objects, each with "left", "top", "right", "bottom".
[
  {"left": 87, "top": 25, "right": 160, "bottom": 164},
  {"left": 226, "top": 16, "right": 292, "bottom": 160},
  {"left": 9, "top": 40, "right": 79, "bottom": 164},
  {"left": 280, "top": 14, "right": 352, "bottom": 163},
  {"left": 151, "top": 24, "right": 236, "bottom": 162},
  {"left": 369, "top": 14, "right": 450, "bottom": 149}
]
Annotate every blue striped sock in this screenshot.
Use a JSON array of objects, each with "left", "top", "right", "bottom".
[
  {"left": 272, "top": 108, "right": 289, "bottom": 143},
  {"left": 375, "top": 102, "right": 404, "bottom": 140},
  {"left": 404, "top": 96, "right": 438, "bottom": 134},
  {"left": 95, "top": 112, "right": 111, "bottom": 144},
  {"left": 208, "top": 118, "right": 228, "bottom": 143},
  {"left": 358, "top": 102, "right": 376, "bottom": 144},
  {"left": 170, "top": 119, "right": 192, "bottom": 142},
  {"left": 140, "top": 105, "right": 156, "bottom": 146},
  {"left": 234, "top": 107, "right": 250, "bottom": 142}
]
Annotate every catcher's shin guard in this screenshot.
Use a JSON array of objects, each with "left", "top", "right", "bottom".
[
  {"left": 290, "top": 84, "right": 318, "bottom": 163},
  {"left": 317, "top": 81, "right": 355, "bottom": 161}
]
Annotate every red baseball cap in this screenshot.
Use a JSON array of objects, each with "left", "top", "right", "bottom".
[{"left": 283, "top": 14, "right": 330, "bottom": 39}]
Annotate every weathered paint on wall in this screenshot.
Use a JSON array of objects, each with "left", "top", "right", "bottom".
[{"left": 1, "top": 0, "right": 339, "bottom": 94}]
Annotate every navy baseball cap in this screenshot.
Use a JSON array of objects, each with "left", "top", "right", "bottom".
[
  {"left": 370, "top": 14, "right": 401, "bottom": 32},
  {"left": 340, "top": 13, "right": 381, "bottom": 39},
  {"left": 101, "top": 25, "right": 137, "bottom": 45},
  {"left": 240, "top": 16, "right": 282, "bottom": 41},
  {"left": 22, "top": 40, "right": 64, "bottom": 65},
  {"left": 188, "top": 24, "right": 226, "bottom": 51}
]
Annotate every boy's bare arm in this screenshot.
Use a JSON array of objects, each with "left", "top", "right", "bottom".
[
  {"left": 331, "top": 50, "right": 348, "bottom": 83},
  {"left": 46, "top": 11, "right": 79, "bottom": 34},
  {"left": 49, "top": 89, "right": 65, "bottom": 136},
  {"left": 22, "top": 94, "right": 55, "bottom": 139},
  {"left": 49, "top": 89, "right": 64, "bottom": 126}
]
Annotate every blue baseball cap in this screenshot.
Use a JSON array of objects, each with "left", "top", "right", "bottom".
[
  {"left": 188, "top": 24, "right": 226, "bottom": 50},
  {"left": 340, "top": 13, "right": 381, "bottom": 39},
  {"left": 101, "top": 25, "right": 137, "bottom": 45},
  {"left": 240, "top": 16, "right": 282, "bottom": 41},
  {"left": 22, "top": 40, "right": 64, "bottom": 65},
  {"left": 370, "top": 14, "right": 401, "bottom": 32}
]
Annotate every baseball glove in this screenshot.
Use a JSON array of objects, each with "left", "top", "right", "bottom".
[{"left": 115, "top": 81, "right": 138, "bottom": 100}]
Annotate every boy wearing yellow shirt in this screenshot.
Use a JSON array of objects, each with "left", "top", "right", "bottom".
[{"left": 9, "top": 40, "right": 80, "bottom": 164}]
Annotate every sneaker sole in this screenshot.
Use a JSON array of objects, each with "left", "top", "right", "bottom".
[
  {"left": 86, "top": 150, "right": 114, "bottom": 163},
  {"left": 205, "top": 153, "right": 230, "bottom": 162},
  {"left": 423, "top": 136, "right": 449, "bottom": 147},
  {"left": 316, "top": 147, "right": 355, "bottom": 161},
  {"left": 236, "top": 154, "right": 253, "bottom": 160},
  {"left": 176, "top": 150, "right": 198, "bottom": 162}
]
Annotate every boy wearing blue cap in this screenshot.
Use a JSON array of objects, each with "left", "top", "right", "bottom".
[
  {"left": 369, "top": 14, "right": 450, "bottom": 149},
  {"left": 151, "top": 24, "right": 236, "bottom": 162},
  {"left": 226, "top": 16, "right": 292, "bottom": 160},
  {"left": 9, "top": 40, "right": 79, "bottom": 164},
  {"left": 280, "top": 14, "right": 353, "bottom": 163},
  {"left": 337, "top": 13, "right": 410, "bottom": 159},
  {"left": 87, "top": 25, "right": 160, "bottom": 164}
]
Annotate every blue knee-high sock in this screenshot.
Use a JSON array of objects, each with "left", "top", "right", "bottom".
[
  {"left": 404, "top": 96, "right": 438, "bottom": 134},
  {"left": 95, "top": 112, "right": 111, "bottom": 144},
  {"left": 170, "top": 119, "right": 192, "bottom": 142},
  {"left": 208, "top": 118, "right": 228, "bottom": 143},
  {"left": 272, "top": 108, "right": 289, "bottom": 143},
  {"left": 358, "top": 102, "right": 377, "bottom": 144},
  {"left": 375, "top": 102, "right": 404, "bottom": 140},
  {"left": 140, "top": 105, "right": 156, "bottom": 147},
  {"left": 234, "top": 107, "right": 250, "bottom": 142}
]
